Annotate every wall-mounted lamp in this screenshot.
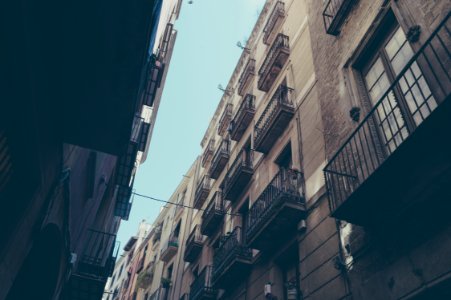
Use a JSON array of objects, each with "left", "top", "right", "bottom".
[
  {"left": 218, "top": 84, "right": 232, "bottom": 96},
  {"left": 237, "top": 41, "right": 250, "bottom": 52}
]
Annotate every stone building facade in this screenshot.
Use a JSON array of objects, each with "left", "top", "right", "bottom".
[{"left": 111, "top": 0, "right": 450, "bottom": 299}]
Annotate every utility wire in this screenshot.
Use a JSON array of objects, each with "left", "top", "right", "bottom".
[{"left": 132, "top": 191, "right": 240, "bottom": 217}]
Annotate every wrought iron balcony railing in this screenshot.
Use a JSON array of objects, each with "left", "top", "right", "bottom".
[
  {"left": 115, "top": 142, "right": 138, "bottom": 187},
  {"left": 190, "top": 266, "right": 217, "bottom": 300},
  {"left": 258, "top": 33, "right": 290, "bottom": 92},
  {"left": 212, "top": 227, "right": 252, "bottom": 287},
  {"left": 201, "top": 191, "right": 224, "bottom": 236},
  {"left": 161, "top": 236, "right": 179, "bottom": 262},
  {"left": 114, "top": 185, "right": 133, "bottom": 220},
  {"left": 194, "top": 175, "right": 212, "bottom": 209},
  {"left": 322, "top": 0, "right": 356, "bottom": 35},
  {"left": 246, "top": 169, "right": 306, "bottom": 250},
  {"left": 324, "top": 14, "right": 451, "bottom": 224},
  {"left": 254, "top": 84, "right": 295, "bottom": 153},
  {"left": 237, "top": 59, "right": 256, "bottom": 96},
  {"left": 142, "top": 54, "right": 165, "bottom": 107},
  {"left": 209, "top": 139, "right": 230, "bottom": 179},
  {"left": 263, "top": 1, "right": 285, "bottom": 45},
  {"left": 223, "top": 149, "right": 254, "bottom": 202},
  {"left": 201, "top": 139, "right": 215, "bottom": 168},
  {"left": 217, "top": 103, "right": 233, "bottom": 136},
  {"left": 159, "top": 23, "right": 174, "bottom": 60},
  {"left": 184, "top": 225, "right": 204, "bottom": 263},
  {"left": 230, "top": 94, "right": 256, "bottom": 141},
  {"left": 78, "top": 229, "right": 120, "bottom": 279}
]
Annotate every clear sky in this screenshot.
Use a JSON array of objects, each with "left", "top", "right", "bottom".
[{"left": 116, "top": 0, "right": 266, "bottom": 247}]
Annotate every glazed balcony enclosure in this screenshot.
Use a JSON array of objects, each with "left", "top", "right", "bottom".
[
  {"left": 201, "top": 139, "right": 215, "bottom": 167},
  {"left": 217, "top": 103, "right": 233, "bottom": 136},
  {"left": 184, "top": 225, "right": 204, "bottom": 263},
  {"left": 66, "top": 230, "right": 119, "bottom": 299},
  {"left": 194, "top": 175, "right": 212, "bottom": 209},
  {"left": 258, "top": 33, "right": 290, "bottom": 92},
  {"left": 190, "top": 266, "right": 217, "bottom": 300},
  {"left": 201, "top": 191, "right": 224, "bottom": 237},
  {"left": 324, "top": 15, "right": 451, "bottom": 227},
  {"left": 230, "top": 94, "right": 256, "bottom": 141},
  {"left": 209, "top": 139, "right": 231, "bottom": 179},
  {"left": 262, "top": 1, "right": 285, "bottom": 45},
  {"left": 161, "top": 236, "right": 179, "bottom": 262},
  {"left": 212, "top": 227, "right": 252, "bottom": 288},
  {"left": 254, "top": 85, "right": 295, "bottom": 153},
  {"left": 223, "top": 149, "right": 254, "bottom": 202},
  {"left": 246, "top": 169, "right": 306, "bottom": 251},
  {"left": 237, "top": 59, "right": 256, "bottom": 96},
  {"left": 322, "top": 0, "right": 356, "bottom": 35}
]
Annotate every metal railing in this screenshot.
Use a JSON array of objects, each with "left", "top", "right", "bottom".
[
  {"left": 186, "top": 225, "right": 203, "bottom": 246},
  {"left": 78, "top": 229, "right": 120, "bottom": 278},
  {"left": 201, "top": 139, "right": 215, "bottom": 167},
  {"left": 324, "top": 14, "right": 451, "bottom": 213},
  {"left": 194, "top": 175, "right": 212, "bottom": 208},
  {"left": 201, "top": 191, "right": 224, "bottom": 232},
  {"left": 322, "top": 0, "right": 355, "bottom": 35},
  {"left": 246, "top": 169, "right": 305, "bottom": 240},
  {"left": 190, "top": 266, "right": 215, "bottom": 300},
  {"left": 161, "top": 235, "right": 179, "bottom": 254},
  {"left": 213, "top": 227, "right": 252, "bottom": 280},
  {"left": 218, "top": 103, "right": 233, "bottom": 136},
  {"left": 114, "top": 185, "right": 133, "bottom": 220},
  {"left": 223, "top": 149, "right": 254, "bottom": 194},
  {"left": 209, "top": 139, "right": 230, "bottom": 177},
  {"left": 263, "top": 1, "right": 285, "bottom": 44},
  {"left": 230, "top": 94, "right": 256, "bottom": 139},
  {"left": 159, "top": 23, "right": 174, "bottom": 59},
  {"left": 258, "top": 33, "right": 289, "bottom": 90},
  {"left": 115, "top": 142, "right": 138, "bottom": 187},
  {"left": 142, "top": 55, "right": 164, "bottom": 107},
  {"left": 238, "top": 59, "right": 256, "bottom": 96},
  {"left": 254, "top": 84, "right": 294, "bottom": 147}
]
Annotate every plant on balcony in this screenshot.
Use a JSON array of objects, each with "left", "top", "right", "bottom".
[
  {"left": 161, "top": 277, "right": 172, "bottom": 289},
  {"left": 136, "top": 271, "right": 152, "bottom": 289}
]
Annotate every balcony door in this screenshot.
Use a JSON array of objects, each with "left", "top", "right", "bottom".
[{"left": 362, "top": 15, "right": 437, "bottom": 154}]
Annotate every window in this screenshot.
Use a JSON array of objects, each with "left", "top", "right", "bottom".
[{"left": 360, "top": 12, "right": 437, "bottom": 153}]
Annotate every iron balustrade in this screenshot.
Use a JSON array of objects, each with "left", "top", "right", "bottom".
[
  {"left": 254, "top": 84, "right": 294, "bottom": 150},
  {"left": 218, "top": 103, "right": 233, "bottom": 136},
  {"left": 209, "top": 139, "right": 231, "bottom": 179},
  {"left": 201, "top": 139, "right": 215, "bottom": 167},
  {"left": 324, "top": 14, "right": 451, "bottom": 214},
  {"left": 201, "top": 191, "right": 224, "bottom": 235},
  {"left": 194, "top": 175, "right": 212, "bottom": 209},
  {"left": 230, "top": 94, "right": 256, "bottom": 141},
  {"left": 263, "top": 1, "right": 285, "bottom": 44},
  {"left": 213, "top": 227, "right": 252, "bottom": 281},
  {"left": 115, "top": 142, "right": 138, "bottom": 187},
  {"left": 161, "top": 235, "right": 179, "bottom": 262},
  {"left": 258, "top": 33, "right": 290, "bottom": 91},
  {"left": 246, "top": 169, "right": 305, "bottom": 241},
  {"left": 0, "top": 130, "right": 12, "bottom": 192},
  {"left": 78, "top": 229, "right": 120, "bottom": 278},
  {"left": 322, "top": 0, "right": 355, "bottom": 35},
  {"left": 142, "top": 55, "right": 164, "bottom": 107},
  {"left": 186, "top": 225, "right": 203, "bottom": 246},
  {"left": 114, "top": 185, "right": 133, "bottom": 220},
  {"left": 237, "top": 59, "right": 256, "bottom": 96},
  {"left": 223, "top": 149, "right": 254, "bottom": 198},
  {"left": 190, "top": 266, "right": 216, "bottom": 300},
  {"left": 184, "top": 225, "right": 204, "bottom": 262},
  {"left": 159, "top": 23, "right": 174, "bottom": 59}
]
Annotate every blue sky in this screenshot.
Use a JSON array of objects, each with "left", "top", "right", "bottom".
[{"left": 116, "top": 0, "right": 266, "bottom": 246}]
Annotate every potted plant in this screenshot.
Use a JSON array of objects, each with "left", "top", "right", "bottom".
[{"left": 161, "top": 277, "right": 172, "bottom": 289}]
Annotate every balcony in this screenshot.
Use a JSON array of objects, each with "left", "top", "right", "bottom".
[
  {"left": 212, "top": 227, "right": 252, "bottom": 288},
  {"left": 161, "top": 236, "right": 179, "bottom": 262},
  {"left": 194, "top": 175, "right": 212, "bottom": 209},
  {"left": 263, "top": 1, "right": 285, "bottom": 45},
  {"left": 201, "top": 139, "right": 215, "bottom": 168},
  {"left": 159, "top": 23, "right": 174, "bottom": 60},
  {"left": 324, "top": 15, "right": 451, "bottom": 227},
  {"left": 114, "top": 185, "right": 133, "bottom": 221},
  {"left": 190, "top": 266, "right": 217, "bottom": 300},
  {"left": 217, "top": 103, "right": 233, "bottom": 136},
  {"left": 254, "top": 85, "right": 295, "bottom": 153},
  {"left": 115, "top": 141, "right": 138, "bottom": 187},
  {"left": 184, "top": 225, "right": 204, "bottom": 263},
  {"left": 136, "top": 263, "right": 154, "bottom": 289},
  {"left": 142, "top": 54, "right": 165, "bottom": 107},
  {"left": 223, "top": 149, "right": 254, "bottom": 202},
  {"left": 258, "top": 34, "right": 290, "bottom": 92},
  {"left": 201, "top": 191, "right": 224, "bottom": 237},
  {"left": 246, "top": 169, "right": 306, "bottom": 251},
  {"left": 230, "top": 94, "right": 256, "bottom": 141},
  {"left": 209, "top": 139, "right": 230, "bottom": 179},
  {"left": 237, "top": 59, "right": 256, "bottom": 96},
  {"left": 322, "top": 0, "right": 356, "bottom": 35}
]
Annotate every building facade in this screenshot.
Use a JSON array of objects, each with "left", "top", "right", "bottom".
[
  {"left": 0, "top": 0, "right": 182, "bottom": 299},
  {"left": 112, "top": 0, "right": 450, "bottom": 299}
]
